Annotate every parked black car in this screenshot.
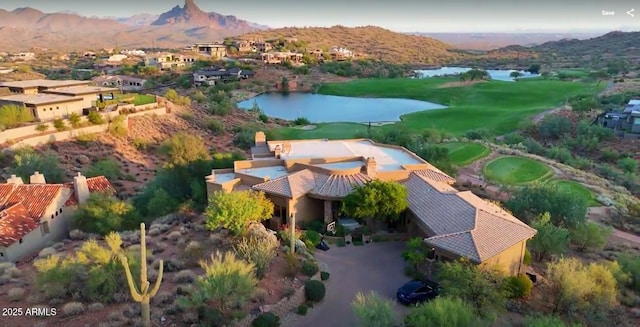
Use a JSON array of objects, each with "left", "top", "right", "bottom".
[{"left": 396, "top": 279, "right": 440, "bottom": 305}]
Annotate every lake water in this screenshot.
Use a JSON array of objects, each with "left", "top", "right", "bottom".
[
  {"left": 237, "top": 93, "right": 446, "bottom": 123},
  {"left": 415, "top": 67, "right": 539, "bottom": 81}
]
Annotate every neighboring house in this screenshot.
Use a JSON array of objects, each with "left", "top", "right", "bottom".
[
  {"left": 144, "top": 53, "right": 196, "bottom": 70},
  {"left": 10, "top": 52, "right": 35, "bottom": 61},
  {"left": 261, "top": 52, "right": 304, "bottom": 65},
  {"left": 308, "top": 49, "right": 324, "bottom": 60},
  {"left": 121, "top": 49, "right": 146, "bottom": 57},
  {"left": 598, "top": 99, "right": 640, "bottom": 138},
  {"left": 205, "top": 132, "right": 537, "bottom": 276},
  {"left": 107, "top": 54, "right": 128, "bottom": 62},
  {"left": 190, "top": 43, "right": 227, "bottom": 60},
  {"left": 193, "top": 67, "right": 254, "bottom": 86},
  {"left": 0, "top": 172, "right": 115, "bottom": 263},
  {"left": 330, "top": 47, "right": 354, "bottom": 61},
  {"left": 0, "top": 67, "right": 14, "bottom": 74},
  {"left": 0, "top": 79, "right": 117, "bottom": 121},
  {"left": 92, "top": 75, "right": 147, "bottom": 91}
]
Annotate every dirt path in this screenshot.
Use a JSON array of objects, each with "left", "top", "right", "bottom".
[
  {"left": 531, "top": 106, "right": 569, "bottom": 124},
  {"left": 588, "top": 207, "right": 640, "bottom": 245}
]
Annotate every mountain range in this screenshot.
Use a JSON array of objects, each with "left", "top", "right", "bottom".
[{"left": 0, "top": 0, "right": 267, "bottom": 51}]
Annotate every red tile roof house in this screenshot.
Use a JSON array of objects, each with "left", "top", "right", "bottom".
[
  {"left": 204, "top": 132, "right": 536, "bottom": 276},
  {"left": 0, "top": 172, "right": 114, "bottom": 263}
]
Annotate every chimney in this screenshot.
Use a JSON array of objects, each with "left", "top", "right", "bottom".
[
  {"left": 282, "top": 141, "right": 291, "bottom": 153},
  {"left": 29, "top": 171, "right": 46, "bottom": 184},
  {"left": 6, "top": 175, "right": 23, "bottom": 185},
  {"left": 208, "top": 169, "right": 216, "bottom": 182},
  {"left": 364, "top": 157, "right": 377, "bottom": 178},
  {"left": 73, "top": 172, "right": 90, "bottom": 204},
  {"left": 274, "top": 145, "right": 281, "bottom": 158},
  {"left": 255, "top": 131, "right": 266, "bottom": 147}
]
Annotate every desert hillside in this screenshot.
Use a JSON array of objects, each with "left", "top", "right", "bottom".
[{"left": 241, "top": 25, "right": 464, "bottom": 64}]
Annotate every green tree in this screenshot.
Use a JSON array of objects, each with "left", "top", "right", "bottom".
[
  {"left": 87, "top": 111, "right": 105, "bottom": 125},
  {"left": 528, "top": 64, "right": 541, "bottom": 74},
  {"left": 436, "top": 260, "right": 506, "bottom": 319},
  {"left": 71, "top": 193, "right": 142, "bottom": 235},
  {"left": 341, "top": 180, "right": 408, "bottom": 228},
  {"left": 510, "top": 71, "right": 522, "bottom": 80},
  {"left": 617, "top": 253, "right": 640, "bottom": 292},
  {"left": 404, "top": 296, "right": 476, "bottom": 327},
  {"left": 205, "top": 191, "right": 274, "bottom": 235},
  {"left": 505, "top": 183, "right": 588, "bottom": 228},
  {"left": 528, "top": 213, "right": 570, "bottom": 261},
  {"left": 352, "top": 291, "right": 397, "bottom": 327},
  {"left": 616, "top": 157, "right": 638, "bottom": 173},
  {"left": 415, "top": 144, "right": 457, "bottom": 176},
  {"left": 146, "top": 188, "right": 180, "bottom": 218},
  {"left": 159, "top": 132, "right": 210, "bottom": 168},
  {"left": 0, "top": 104, "right": 34, "bottom": 130},
  {"left": 538, "top": 115, "right": 571, "bottom": 140},
  {"left": 402, "top": 237, "right": 430, "bottom": 269},
  {"left": 569, "top": 95, "right": 599, "bottom": 117},
  {"left": 83, "top": 158, "right": 122, "bottom": 180},
  {"left": 569, "top": 221, "right": 612, "bottom": 252},
  {"left": 280, "top": 77, "right": 289, "bottom": 94},
  {"left": 546, "top": 257, "right": 618, "bottom": 315},
  {"left": 10, "top": 147, "right": 64, "bottom": 183},
  {"left": 178, "top": 251, "right": 257, "bottom": 317}
]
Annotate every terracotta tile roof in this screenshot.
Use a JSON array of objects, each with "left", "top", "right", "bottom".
[
  {"left": 4, "top": 184, "right": 63, "bottom": 218},
  {"left": 0, "top": 202, "right": 39, "bottom": 247},
  {"left": 405, "top": 172, "right": 536, "bottom": 263},
  {"left": 64, "top": 176, "right": 116, "bottom": 206},
  {"left": 252, "top": 170, "right": 327, "bottom": 198},
  {"left": 309, "top": 173, "right": 371, "bottom": 198},
  {"left": 413, "top": 169, "right": 456, "bottom": 184},
  {"left": 0, "top": 184, "right": 16, "bottom": 203}
]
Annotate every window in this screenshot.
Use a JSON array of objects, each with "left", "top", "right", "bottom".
[
  {"left": 59, "top": 208, "right": 62, "bottom": 214},
  {"left": 0, "top": 252, "right": 3, "bottom": 257},
  {"left": 56, "top": 106, "right": 59, "bottom": 110},
  {"left": 41, "top": 222, "right": 49, "bottom": 234},
  {"left": 19, "top": 239, "right": 23, "bottom": 244},
  {"left": 50, "top": 108, "right": 53, "bottom": 111},
  {"left": 51, "top": 214, "right": 54, "bottom": 220},
  {"left": 42, "top": 108, "right": 46, "bottom": 112}
]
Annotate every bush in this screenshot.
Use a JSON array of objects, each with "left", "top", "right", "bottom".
[
  {"left": 352, "top": 291, "right": 397, "bottom": 327},
  {"left": 87, "top": 111, "right": 105, "bottom": 125},
  {"left": 503, "top": 132, "right": 525, "bottom": 145},
  {"left": 522, "top": 138, "right": 546, "bottom": 155},
  {"left": 234, "top": 232, "right": 279, "bottom": 279},
  {"left": 53, "top": 118, "right": 66, "bottom": 131},
  {"left": 205, "top": 118, "right": 224, "bottom": 135},
  {"left": 108, "top": 115, "right": 127, "bottom": 137},
  {"left": 183, "top": 241, "right": 204, "bottom": 267},
  {"left": 617, "top": 253, "right": 640, "bottom": 292},
  {"left": 404, "top": 296, "right": 475, "bottom": 327},
  {"left": 523, "top": 248, "right": 532, "bottom": 265},
  {"left": 600, "top": 149, "right": 620, "bottom": 162},
  {"left": 539, "top": 115, "right": 571, "bottom": 139},
  {"left": 8, "top": 287, "right": 25, "bottom": 302},
  {"left": 504, "top": 275, "right": 534, "bottom": 299},
  {"left": 546, "top": 146, "right": 573, "bottom": 163},
  {"left": 174, "top": 270, "right": 197, "bottom": 283},
  {"left": 68, "top": 112, "right": 82, "bottom": 128},
  {"left": 301, "top": 260, "right": 319, "bottom": 277},
  {"left": 258, "top": 112, "right": 269, "bottom": 123},
  {"left": 305, "top": 220, "right": 326, "bottom": 233},
  {"left": 84, "top": 159, "right": 122, "bottom": 180},
  {"left": 567, "top": 156, "right": 593, "bottom": 170},
  {"left": 465, "top": 128, "right": 492, "bottom": 140},
  {"left": 570, "top": 221, "right": 612, "bottom": 252},
  {"left": 252, "top": 312, "right": 280, "bottom": 327},
  {"left": 0, "top": 104, "right": 34, "bottom": 130},
  {"left": 305, "top": 280, "right": 326, "bottom": 302},
  {"left": 36, "top": 123, "right": 48, "bottom": 133},
  {"left": 302, "top": 230, "right": 322, "bottom": 249},
  {"left": 297, "top": 304, "right": 308, "bottom": 315},
  {"left": 320, "top": 271, "right": 330, "bottom": 281},
  {"left": 293, "top": 117, "right": 311, "bottom": 125},
  {"left": 62, "top": 302, "right": 86, "bottom": 316},
  {"left": 617, "top": 157, "right": 638, "bottom": 173}
]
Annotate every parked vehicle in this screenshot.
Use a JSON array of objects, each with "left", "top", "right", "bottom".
[{"left": 396, "top": 279, "right": 440, "bottom": 305}]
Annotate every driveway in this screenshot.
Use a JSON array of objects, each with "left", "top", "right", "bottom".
[{"left": 282, "top": 241, "right": 412, "bottom": 327}]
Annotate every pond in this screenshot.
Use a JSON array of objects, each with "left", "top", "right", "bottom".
[
  {"left": 237, "top": 93, "right": 446, "bottom": 123},
  {"left": 415, "top": 67, "right": 539, "bottom": 81}
]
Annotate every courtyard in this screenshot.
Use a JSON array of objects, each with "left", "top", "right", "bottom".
[{"left": 283, "top": 241, "right": 411, "bottom": 327}]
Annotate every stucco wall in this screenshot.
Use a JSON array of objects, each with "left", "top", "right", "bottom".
[
  {"left": 6, "top": 124, "right": 109, "bottom": 149},
  {"left": 0, "top": 226, "right": 43, "bottom": 263},
  {"left": 33, "top": 101, "right": 86, "bottom": 121},
  {"left": 480, "top": 240, "right": 527, "bottom": 276},
  {"left": 291, "top": 195, "right": 323, "bottom": 227}
]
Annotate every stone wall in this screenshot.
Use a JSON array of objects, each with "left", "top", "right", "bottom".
[
  {"left": 6, "top": 124, "right": 109, "bottom": 149},
  {"left": 234, "top": 274, "right": 319, "bottom": 327}
]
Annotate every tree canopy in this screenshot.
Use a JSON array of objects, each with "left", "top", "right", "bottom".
[
  {"left": 341, "top": 180, "right": 408, "bottom": 223},
  {"left": 205, "top": 191, "right": 274, "bottom": 235},
  {"left": 159, "top": 132, "right": 210, "bottom": 168},
  {"left": 404, "top": 296, "right": 476, "bottom": 327},
  {"left": 505, "top": 183, "right": 588, "bottom": 228},
  {"left": 527, "top": 213, "right": 570, "bottom": 261},
  {"left": 10, "top": 146, "right": 64, "bottom": 183},
  {"left": 72, "top": 193, "right": 143, "bottom": 235}
]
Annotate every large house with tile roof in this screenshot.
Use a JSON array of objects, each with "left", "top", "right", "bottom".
[
  {"left": 0, "top": 172, "right": 114, "bottom": 263},
  {"left": 205, "top": 132, "right": 536, "bottom": 275}
]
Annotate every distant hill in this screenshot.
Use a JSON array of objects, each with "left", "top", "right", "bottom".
[
  {"left": 417, "top": 32, "right": 602, "bottom": 50},
  {"left": 240, "top": 26, "right": 462, "bottom": 64},
  {"left": 0, "top": 0, "right": 267, "bottom": 51}
]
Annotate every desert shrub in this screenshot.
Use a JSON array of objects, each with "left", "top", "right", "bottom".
[
  {"left": 284, "top": 252, "right": 300, "bottom": 278},
  {"left": 527, "top": 213, "right": 570, "bottom": 261},
  {"left": 233, "top": 125, "right": 260, "bottom": 150},
  {"left": 352, "top": 291, "right": 397, "bottom": 327},
  {"left": 38, "top": 247, "right": 57, "bottom": 258},
  {"left": 0, "top": 104, "right": 34, "bottom": 129},
  {"left": 293, "top": 117, "right": 311, "bottom": 125},
  {"left": 504, "top": 275, "right": 534, "bottom": 299},
  {"left": 617, "top": 253, "right": 640, "bottom": 292},
  {"left": 174, "top": 270, "right": 197, "bottom": 284},
  {"left": 258, "top": 112, "right": 269, "bottom": 123},
  {"left": 297, "top": 304, "right": 308, "bottom": 315},
  {"left": 523, "top": 249, "right": 532, "bottom": 265},
  {"left": 320, "top": 271, "right": 330, "bottom": 281},
  {"left": 183, "top": 241, "right": 204, "bottom": 267},
  {"left": 546, "top": 146, "right": 573, "bottom": 163},
  {"left": 146, "top": 188, "right": 179, "bottom": 218},
  {"left": 567, "top": 156, "right": 593, "bottom": 170},
  {"left": 53, "top": 118, "right": 66, "bottom": 131},
  {"left": 205, "top": 118, "right": 224, "bottom": 135},
  {"left": 304, "top": 280, "right": 326, "bottom": 302},
  {"left": 523, "top": 315, "right": 581, "bottom": 327},
  {"left": 251, "top": 312, "right": 280, "bottom": 327},
  {"left": 522, "top": 138, "right": 546, "bottom": 155},
  {"left": 165, "top": 88, "right": 191, "bottom": 106},
  {"left": 465, "top": 128, "right": 492, "bottom": 140},
  {"left": 304, "top": 220, "right": 326, "bottom": 233},
  {"left": 71, "top": 193, "right": 142, "bottom": 235},
  {"left": 234, "top": 232, "right": 279, "bottom": 279},
  {"left": 252, "top": 288, "right": 269, "bottom": 304},
  {"left": 107, "top": 115, "right": 127, "bottom": 137},
  {"left": 502, "top": 132, "right": 525, "bottom": 145},
  {"left": 539, "top": 115, "right": 571, "bottom": 139},
  {"left": 159, "top": 132, "right": 210, "bottom": 168},
  {"left": 131, "top": 137, "right": 151, "bottom": 150},
  {"left": 617, "top": 157, "right": 638, "bottom": 173},
  {"left": 301, "top": 230, "right": 322, "bottom": 249},
  {"left": 68, "top": 112, "right": 82, "bottom": 128},
  {"left": 84, "top": 158, "right": 122, "bottom": 180},
  {"left": 10, "top": 147, "right": 65, "bottom": 183},
  {"left": 570, "top": 221, "right": 612, "bottom": 252},
  {"left": 87, "top": 111, "right": 105, "bottom": 125},
  {"left": 596, "top": 163, "right": 620, "bottom": 180},
  {"left": 62, "top": 302, "right": 86, "bottom": 316},
  {"left": 600, "top": 149, "right": 620, "bottom": 162},
  {"left": 8, "top": 287, "right": 25, "bottom": 302},
  {"left": 506, "top": 184, "right": 587, "bottom": 228},
  {"left": 404, "top": 296, "right": 475, "bottom": 327},
  {"left": 301, "top": 260, "right": 319, "bottom": 277},
  {"left": 205, "top": 190, "right": 274, "bottom": 235},
  {"left": 88, "top": 302, "right": 104, "bottom": 311},
  {"left": 36, "top": 123, "right": 48, "bottom": 133}
]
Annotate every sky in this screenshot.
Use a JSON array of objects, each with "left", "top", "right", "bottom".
[{"left": 1, "top": 0, "right": 640, "bottom": 33}]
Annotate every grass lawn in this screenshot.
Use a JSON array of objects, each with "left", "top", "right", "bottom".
[
  {"left": 483, "top": 156, "right": 553, "bottom": 185},
  {"left": 269, "top": 123, "right": 370, "bottom": 140},
  {"left": 133, "top": 94, "right": 157, "bottom": 106},
  {"left": 442, "top": 142, "right": 490, "bottom": 166},
  {"left": 271, "top": 77, "right": 603, "bottom": 139},
  {"left": 546, "top": 179, "right": 600, "bottom": 207}
]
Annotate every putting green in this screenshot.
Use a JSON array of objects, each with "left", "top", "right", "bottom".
[
  {"left": 547, "top": 179, "right": 600, "bottom": 207},
  {"left": 483, "top": 156, "right": 553, "bottom": 185},
  {"left": 442, "top": 142, "right": 490, "bottom": 166}
]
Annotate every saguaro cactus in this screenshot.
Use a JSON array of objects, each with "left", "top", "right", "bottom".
[{"left": 120, "top": 223, "right": 164, "bottom": 327}]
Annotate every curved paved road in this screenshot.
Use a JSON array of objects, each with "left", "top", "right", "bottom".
[{"left": 283, "top": 242, "right": 411, "bottom": 327}]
